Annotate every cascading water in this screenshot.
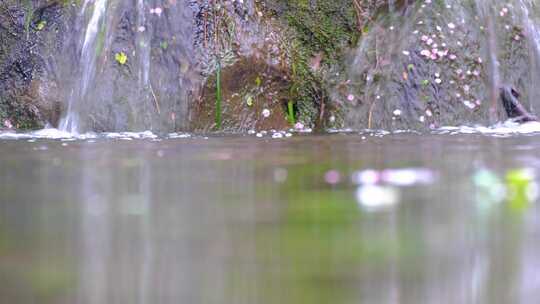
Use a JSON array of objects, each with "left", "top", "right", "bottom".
[
  {"left": 60, "top": 0, "right": 109, "bottom": 134},
  {"left": 516, "top": 0, "right": 540, "bottom": 113},
  {"left": 54, "top": 0, "right": 198, "bottom": 133},
  {"left": 337, "top": 0, "right": 540, "bottom": 130}
]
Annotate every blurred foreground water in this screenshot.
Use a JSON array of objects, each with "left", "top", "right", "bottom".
[{"left": 1, "top": 129, "right": 540, "bottom": 303}]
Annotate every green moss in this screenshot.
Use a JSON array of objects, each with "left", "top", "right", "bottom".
[
  {"left": 280, "top": 0, "right": 358, "bottom": 61},
  {"left": 286, "top": 40, "right": 322, "bottom": 126},
  {"left": 264, "top": 0, "right": 360, "bottom": 127},
  {"left": 0, "top": 95, "right": 42, "bottom": 130}
]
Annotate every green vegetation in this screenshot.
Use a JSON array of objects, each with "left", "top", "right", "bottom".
[
  {"left": 114, "top": 52, "right": 128, "bottom": 65},
  {"left": 286, "top": 41, "right": 321, "bottom": 126},
  {"left": 0, "top": 95, "right": 42, "bottom": 130},
  {"left": 266, "top": 0, "right": 362, "bottom": 127},
  {"left": 287, "top": 100, "right": 295, "bottom": 124},
  {"left": 215, "top": 59, "right": 222, "bottom": 129},
  {"left": 23, "top": 0, "right": 34, "bottom": 39},
  {"left": 160, "top": 41, "right": 169, "bottom": 50},
  {"left": 36, "top": 20, "right": 47, "bottom": 31},
  {"left": 246, "top": 94, "right": 254, "bottom": 107},
  {"left": 278, "top": 0, "right": 359, "bottom": 61}
]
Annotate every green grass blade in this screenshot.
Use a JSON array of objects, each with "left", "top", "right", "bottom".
[
  {"left": 215, "top": 60, "right": 222, "bottom": 130},
  {"left": 287, "top": 101, "right": 295, "bottom": 125}
]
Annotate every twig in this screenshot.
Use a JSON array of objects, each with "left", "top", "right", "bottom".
[
  {"left": 149, "top": 83, "right": 161, "bottom": 114},
  {"left": 367, "top": 100, "right": 376, "bottom": 129},
  {"left": 352, "top": 0, "right": 377, "bottom": 32},
  {"left": 203, "top": 6, "right": 207, "bottom": 48},
  {"left": 318, "top": 98, "right": 325, "bottom": 125},
  {"left": 352, "top": 0, "right": 364, "bottom": 31}
]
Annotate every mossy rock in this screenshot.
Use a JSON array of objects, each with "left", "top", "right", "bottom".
[{"left": 259, "top": 0, "right": 372, "bottom": 128}]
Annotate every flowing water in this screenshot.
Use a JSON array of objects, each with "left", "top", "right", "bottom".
[
  {"left": 51, "top": 0, "right": 198, "bottom": 133},
  {"left": 59, "top": 0, "right": 110, "bottom": 133},
  {"left": 2, "top": 126, "right": 540, "bottom": 303},
  {"left": 339, "top": 0, "right": 540, "bottom": 129}
]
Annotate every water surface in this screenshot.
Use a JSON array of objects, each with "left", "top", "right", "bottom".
[{"left": 1, "top": 130, "right": 540, "bottom": 303}]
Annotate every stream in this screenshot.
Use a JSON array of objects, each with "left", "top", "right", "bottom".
[{"left": 1, "top": 126, "right": 540, "bottom": 303}]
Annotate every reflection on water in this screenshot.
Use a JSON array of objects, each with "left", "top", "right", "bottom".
[{"left": 1, "top": 133, "right": 540, "bottom": 303}]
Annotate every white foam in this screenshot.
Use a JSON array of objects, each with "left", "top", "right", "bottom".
[
  {"left": 0, "top": 128, "right": 157, "bottom": 140},
  {"left": 436, "top": 121, "right": 540, "bottom": 136},
  {"left": 2, "top": 121, "right": 540, "bottom": 141},
  {"left": 32, "top": 128, "right": 77, "bottom": 139},
  {"left": 0, "top": 128, "right": 75, "bottom": 140},
  {"left": 168, "top": 132, "right": 191, "bottom": 139},
  {"left": 103, "top": 131, "right": 157, "bottom": 139}
]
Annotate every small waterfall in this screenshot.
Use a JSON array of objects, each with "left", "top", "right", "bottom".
[
  {"left": 53, "top": 0, "right": 198, "bottom": 133},
  {"left": 60, "top": 0, "right": 109, "bottom": 134},
  {"left": 339, "top": 0, "right": 540, "bottom": 130},
  {"left": 516, "top": 0, "right": 540, "bottom": 113},
  {"left": 136, "top": 0, "right": 151, "bottom": 87}
]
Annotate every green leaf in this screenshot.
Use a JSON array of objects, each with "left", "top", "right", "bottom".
[
  {"left": 215, "top": 60, "right": 222, "bottom": 129},
  {"left": 246, "top": 95, "right": 253, "bottom": 107},
  {"left": 362, "top": 25, "right": 369, "bottom": 35},
  {"left": 36, "top": 20, "right": 46, "bottom": 31},
  {"left": 287, "top": 100, "right": 295, "bottom": 124},
  {"left": 115, "top": 52, "right": 128, "bottom": 65},
  {"left": 255, "top": 76, "right": 262, "bottom": 87}
]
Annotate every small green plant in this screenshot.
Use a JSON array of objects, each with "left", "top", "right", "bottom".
[
  {"left": 287, "top": 100, "right": 295, "bottom": 124},
  {"left": 36, "top": 20, "right": 46, "bottom": 31},
  {"left": 246, "top": 95, "right": 253, "bottom": 107},
  {"left": 23, "top": 0, "right": 33, "bottom": 39},
  {"left": 115, "top": 52, "right": 128, "bottom": 65},
  {"left": 215, "top": 59, "right": 222, "bottom": 129}
]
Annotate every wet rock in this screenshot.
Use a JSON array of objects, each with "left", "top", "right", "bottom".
[
  {"left": 0, "top": 0, "right": 65, "bottom": 129},
  {"left": 336, "top": 0, "right": 540, "bottom": 130},
  {"left": 500, "top": 86, "right": 537, "bottom": 123},
  {"left": 190, "top": 56, "right": 291, "bottom": 131}
]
